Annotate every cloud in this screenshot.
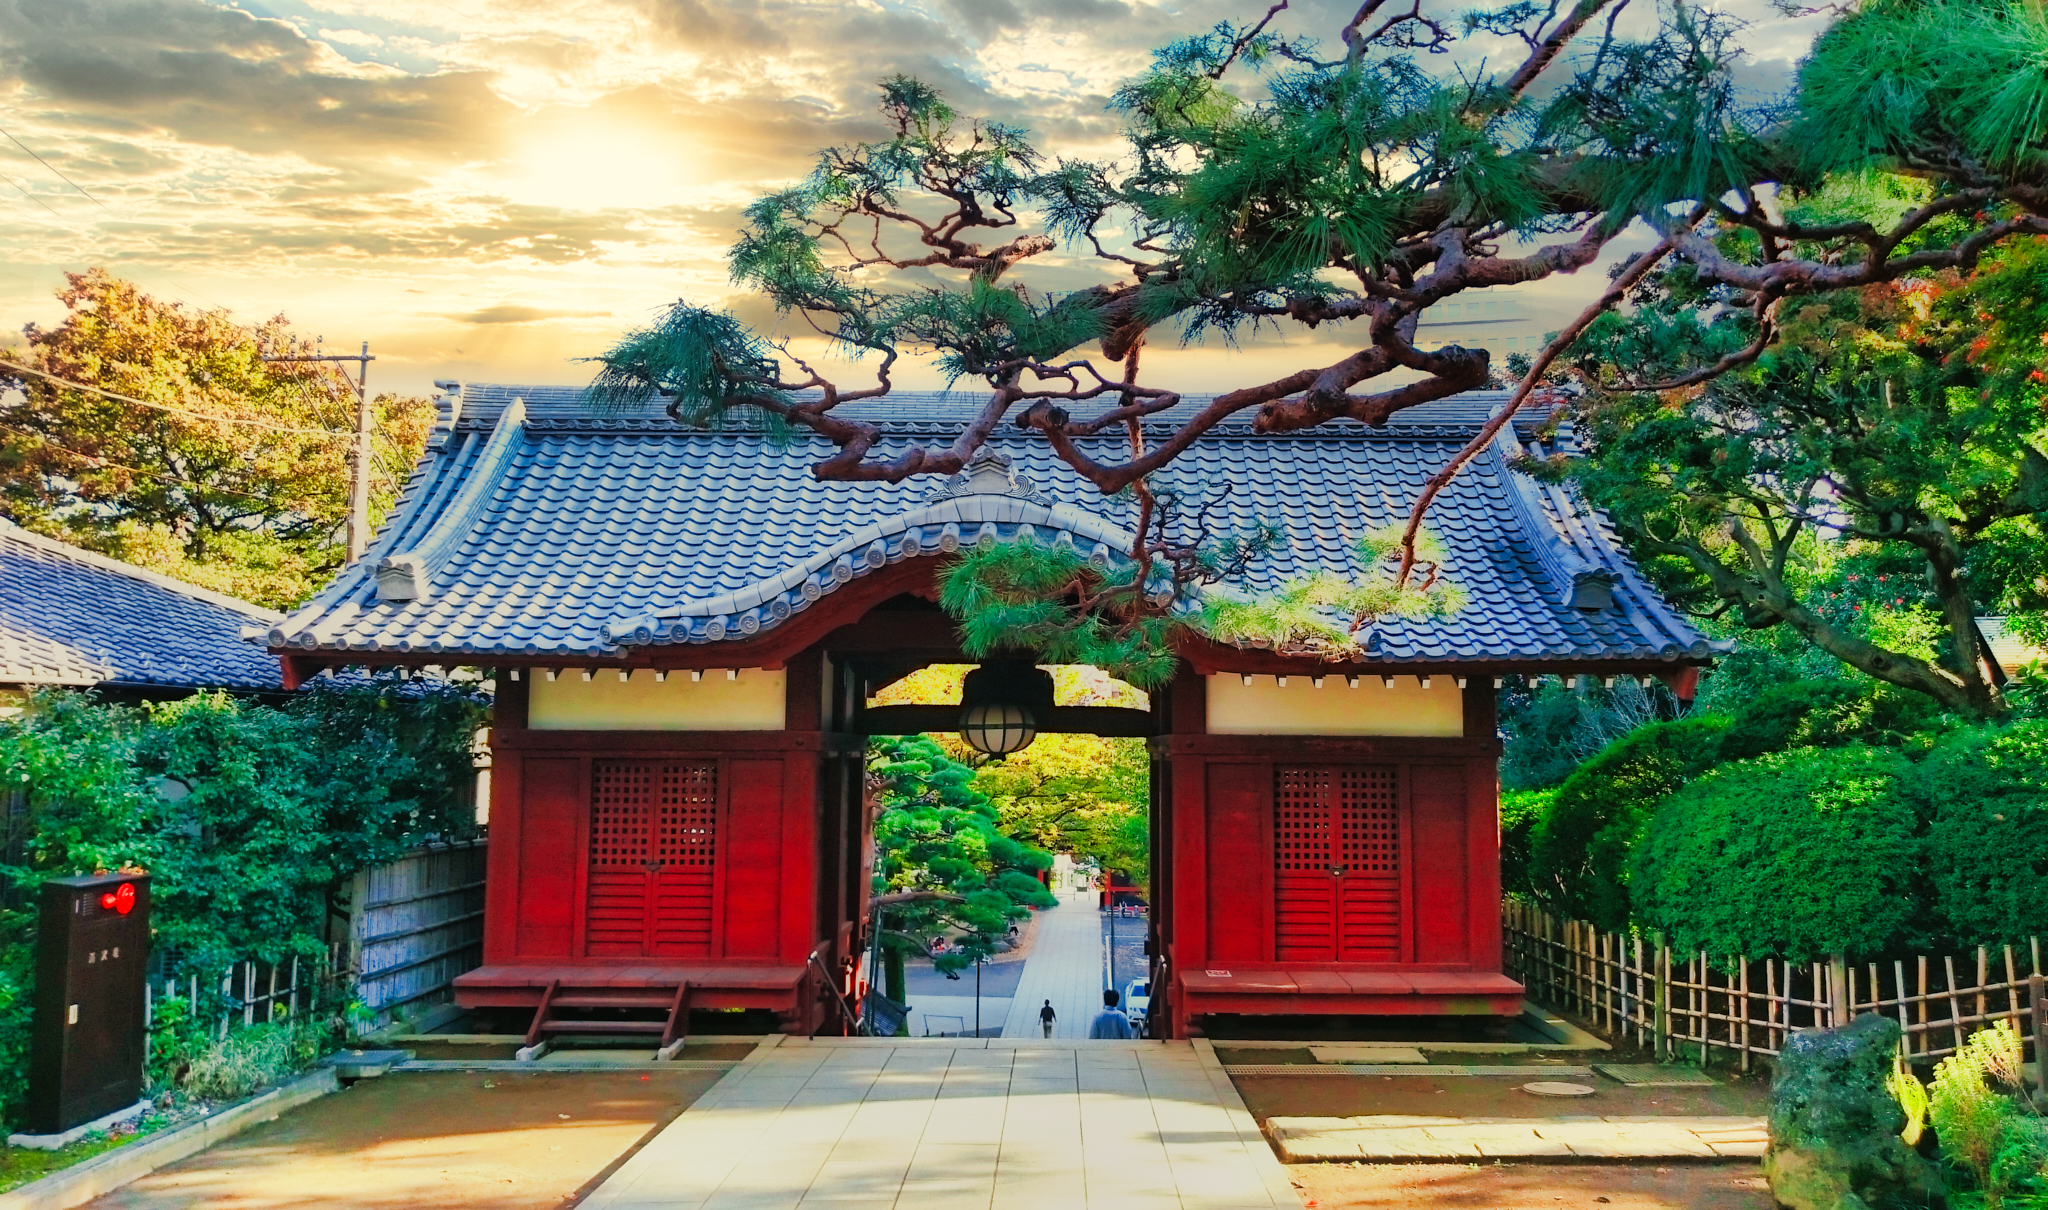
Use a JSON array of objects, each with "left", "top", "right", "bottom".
[
  {"left": 454, "top": 304, "right": 614, "bottom": 323},
  {"left": 0, "top": 0, "right": 512, "bottom": 175},
  {"left": 0, "top": 0, "right": 1833, "bottom": 405}
]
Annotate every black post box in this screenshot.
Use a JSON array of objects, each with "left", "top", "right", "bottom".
[{"left": 27, "top": 873, "right": 151, "bottom": 1135}]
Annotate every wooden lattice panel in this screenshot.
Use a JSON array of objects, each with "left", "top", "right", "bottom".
[
  {"left": 1335, "top": 768, "right": 1399, "bottom": 873},
  {"left": 656, "top": 764, "right": 717, "bottom": 866},
  {"left": 590, "top": 762, "right": 654, "bottom": 869},
  {"left": 587, "top": 760, "right": 717, "bottom": 957},
  {"left": 1275, "top": 768, "right": 1336, "bottom": 871},
  {"left": 1276, "top": 765, "right": 1403, "bottom": 962}
]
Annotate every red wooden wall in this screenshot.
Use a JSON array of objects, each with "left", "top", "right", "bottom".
[
  {"left": 1151, "top": 674, "right": 1507, "bottom": 1032},
  {"left": 482, "top": 671, "right": 850, "bottom": 974}
]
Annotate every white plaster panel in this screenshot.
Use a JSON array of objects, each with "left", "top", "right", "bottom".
[
  {"left": 1205, "top": 673, "right": 1464, "bottom": 736},
  {"left": 528, "top": 668, "right": 786, "bottom": 730}
]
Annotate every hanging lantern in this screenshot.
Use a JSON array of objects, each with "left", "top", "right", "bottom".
[
  {"left": 957, "top": 659, "right": 1056, "bottom": 757},
  {"left": 958, "top": 701, "right": 1037, "bottom": 756}
]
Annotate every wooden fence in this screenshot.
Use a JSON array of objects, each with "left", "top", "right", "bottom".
[
  {"left": 137, "top": 842, "right": 488, "bottom": 1040},
  {"left": 145, "top": 954, "right": 335, "bottom": 1040},
  {"left": 1504, "top": 899, "right": 2046, "bottom": 1071},
  {"left": 338, "top": 840, "right": 487, "bottom": 1035}
]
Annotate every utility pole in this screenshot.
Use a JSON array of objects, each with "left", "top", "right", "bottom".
[{"left": 262, "top": 340, "right": 376, "bottom": 561}]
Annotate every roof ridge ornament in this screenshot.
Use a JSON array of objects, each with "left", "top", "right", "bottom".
[{"left": 922, "top": 451, "right": 1050, "bottom": 506}]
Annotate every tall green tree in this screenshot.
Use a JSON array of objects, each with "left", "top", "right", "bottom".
[
  {"left": 587, "top": 0, "right": 2048, "bottom": 669},
  {"left": 1, "top": 270, "right": 433, "bottom": 608},
  {"left": 868, "top": 735, "right": 1056, "bottom": 994},
  {"left": 1556, "top": 232, "right": 2048, "bottom": 717},
  {"left": 0, "top": 680, "right": 484, "bottom": 1127},
  {"left": 871, "top": 665, "right": 1150, "bottom": 879}
]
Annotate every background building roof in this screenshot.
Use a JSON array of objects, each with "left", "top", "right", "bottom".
[
  {"left": 1, "top": 520, "right": 284, "bottom": 691},
  {"left": 268, "top": 385, "right": 1722, "bottom": 668}
]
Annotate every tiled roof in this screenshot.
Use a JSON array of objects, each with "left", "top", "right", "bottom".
[
  {"left": 1980, "top": 617, "right": 2047, "bottom": 675},
  {"left": 1, "top": 521, "right": 284, "bottom": 691},
  {"left": 268, "top": 386, "right": 1723, "bottom": 667}
]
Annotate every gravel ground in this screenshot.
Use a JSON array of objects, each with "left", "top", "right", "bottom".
[{"left": 85, "top": 1069, "right": 723, "bottom": 1210}]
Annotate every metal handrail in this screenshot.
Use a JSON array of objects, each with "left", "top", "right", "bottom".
[{"left": 809, "top": 951, "right": 866, "bottom": 1038}]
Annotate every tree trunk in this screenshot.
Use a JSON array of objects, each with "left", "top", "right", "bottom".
[{"left": 883, "top": 946, "right": 907, "bottom": 1036}]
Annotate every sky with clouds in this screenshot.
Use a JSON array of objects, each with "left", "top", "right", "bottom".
[{"left": 0, "top": 0, "right": 1832, "bottom": 400}]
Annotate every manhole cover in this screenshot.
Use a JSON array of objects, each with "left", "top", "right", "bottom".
[
  {"left": 1521, "top": 1081, "right": 1597, "bottom": 1097},
  {"left": 1593, "top": 1063, "right": 1719, "bottom": 1087}
]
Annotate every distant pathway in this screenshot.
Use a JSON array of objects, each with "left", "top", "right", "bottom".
[{"left": 1001, "top": 888, "right": 1106, "bottom": 1039}]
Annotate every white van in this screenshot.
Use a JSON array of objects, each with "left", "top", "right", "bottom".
[{"left": 1122, "top": 978, "right": 1151, "bottom": 1036}]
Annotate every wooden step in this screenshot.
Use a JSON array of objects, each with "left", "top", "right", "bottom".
[
  {"left": 550, "top": 993, "right": 676, "bottom": 1010},
  {"left": 537, "top": 1020, "right": 668, "bottom": 1035}
]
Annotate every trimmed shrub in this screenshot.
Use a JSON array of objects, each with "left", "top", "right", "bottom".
[
  {"left": 1527, "top": 716, "right": 1727, "bottom": 930},
  {"left": 1920, "top": 720, "right": 2048, "bottom": 946},
  {"left": 1713, "top": 679, "right": 1870, "bottom": 761},
  {"left": 1499, "top": 788, "right": 1554, "bottom": 897},
  {"left": 1630, "top": 747, "right": 1922, "bottom": 961}
]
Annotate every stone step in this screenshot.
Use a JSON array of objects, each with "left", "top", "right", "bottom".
[{"left": 1266, "top": 1114, "right": 1769, "bottom": 1163}]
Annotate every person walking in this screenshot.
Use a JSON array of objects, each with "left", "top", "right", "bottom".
[
  {"left": 1038, "top": 999, "right": 1057, "bottom": 1038},
  {"left": 1090, "top": 989, "right": 1137, "bottom": 1039}
]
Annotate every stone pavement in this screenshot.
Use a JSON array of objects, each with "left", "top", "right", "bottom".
[
  {"left": 1266, "top": 1114, "right": 1769, "bottom": 1162},
  {"left": 580, "top": 1036, "right": 1294, "bottom": 1209},
  {"left": 1000, "top": 887, "right": 1107, "bottom": 1040},
  {"left": 905, "top": 993, "right": 1014, "bottom": 1039}
]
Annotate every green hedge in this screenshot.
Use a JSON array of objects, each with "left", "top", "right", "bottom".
[
  {"left": 1630, "top": 747, "right": 1923, "bottom": 961},
  {"left": 1526, "top": 717, "right": 1727, "bottom": 930},
  {"left": 1499, "top": 788, "right": 1554, "bottom": 898},
  {"left": 0, "top": 680, "right": 485, "bottom": 1129},
  {"left": 1919, "top": 720, "right": 2048, "bottom": 946}
]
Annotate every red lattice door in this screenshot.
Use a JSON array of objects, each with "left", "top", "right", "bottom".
[
  {"left": 1274, "top": 766, "right": 1402, "bottom": 962},
  {"left": 585, "top": 761, "right": 718, "bottom": 957}
]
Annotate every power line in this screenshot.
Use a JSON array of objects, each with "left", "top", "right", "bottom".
[
  {"left": 0, "top": 127, "right": 246, "bottom": 318},
  {"left": 0, "top": 357, "right": 351, "bottom": 438},
  {"left": 0, "top": 124, "right": 114, "bottom": 214},
  {"left": 0, "top": 168, "right": 62, "bottom": 218}
]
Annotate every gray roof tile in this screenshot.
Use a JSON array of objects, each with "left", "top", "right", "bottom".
[
  {"left": 270, "top": 386, "right": 1721, "bottom": 666},
  {"left": 2, "top": 521, "right": 284, "bottom": 690}
]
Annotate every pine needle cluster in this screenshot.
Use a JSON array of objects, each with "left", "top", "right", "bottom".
[{"left": 936, "top": 523, "right": 1466, "bottom": 688}]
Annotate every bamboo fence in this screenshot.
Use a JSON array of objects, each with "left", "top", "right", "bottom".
[
  {"left": 1504, "top": 899, "right": 2045, "bottom": 1071},
  {"left": 145, "top": 953, "right": 334, "bottom": 1040}
]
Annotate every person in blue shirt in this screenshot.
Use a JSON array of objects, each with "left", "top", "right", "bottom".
[{"left": 1089, "top": 988, "right": 1137, "bottom": 1039}]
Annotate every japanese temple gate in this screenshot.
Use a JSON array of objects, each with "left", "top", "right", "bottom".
[{"left": 267, "top": 386, "right": 1719, "bottom": 1039}]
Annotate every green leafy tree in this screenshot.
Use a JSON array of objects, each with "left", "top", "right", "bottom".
[
  {"left": 1526, "top": 717, "right": 1727, "bottom": 930},
  {"left": 1498, "top": 788, "right": 1556, "bottom": 898},
  {"left": 0, "top": 270, "right": 435, "bottom": 608},
  {"left": 588, "top": 0, "right": 2048, "bottom": 667},
  {"left": 873, "top": 665, "right": 1151, "bottom": 885},
  {"left": 1499, "top": 676, "right": 1680, "bottom": 791},
  {"left": 1918, "top": 719, "right": 2048, "bottom": 946},
  {"left": 1559, "top": 208, "right": 2048, "bottom": 717},
  {"left": 0, "top": 678, "right": 484, "bottom": 1127},
  {"left": 1630, "top": 747, "right": 1923, "bottom": 962},
  {"left": 868, "top": 735, "right": 1055, "bottom": 993}
]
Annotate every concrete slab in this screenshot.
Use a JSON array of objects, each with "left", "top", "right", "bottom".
[
  {"left": 1308, "top": 1045, "right": 1427, "bottom": 1064},
  {"left": 1593, "top": 1062, "right": 1721, "bottom": 1087},
  {"left": 1263, "top": 1114, "right": 1769, "bottom": 1164}
]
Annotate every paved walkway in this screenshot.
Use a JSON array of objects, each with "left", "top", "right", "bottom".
[
  {"left": 581, "top": 1037, "right": 1294, "bottom": 1209},
  {"left": 1268, "top": 1114, "right": 1769, "bottom": 1161},
  {"left": 1001, "top": 888, "right": 1106, "bottom": 1039}
]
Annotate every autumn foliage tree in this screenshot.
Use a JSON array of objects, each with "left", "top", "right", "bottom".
[{"left": 0, "top": 270, "right": 433, "bottom": 608}]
